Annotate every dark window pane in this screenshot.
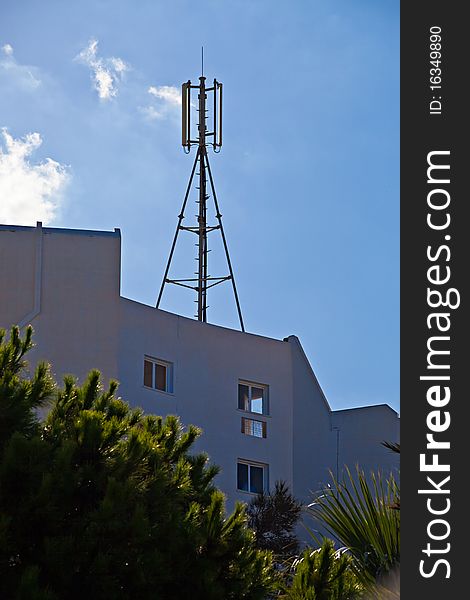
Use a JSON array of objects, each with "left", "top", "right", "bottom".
[
  {"left": 238, "top": 384, "right": 249, "bottom": 410},
  {"left": 237, "top": 463, "right": 249, "bottom": 491},
  {"left": 250, "top": 465, "right": 264, "bottom": 494},
  {"left": 251, "top": 387, "right": 264, "bottom": 414},
  {"left": 144, "top": 360, "right": 153, "bottom": 387},
  {"left": 155, "top": 364, "right": 167, "bottom": 391}
]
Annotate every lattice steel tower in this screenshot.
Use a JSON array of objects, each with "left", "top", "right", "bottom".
[{"left": 155, "top": 71, "right": 245, "bottom": 331}]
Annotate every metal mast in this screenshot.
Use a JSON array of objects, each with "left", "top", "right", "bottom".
[
  {"left": 156, "top": 71, "right": 245, "bottom": 332},
  {"left": 197, "top": 77, "right": 208, "bottom": 321}
]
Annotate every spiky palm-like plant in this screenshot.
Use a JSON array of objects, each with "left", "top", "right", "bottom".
[
  {"left": 282, "top": 538, "right": 363, "bottom": 600},
  {"left": 307, "top": 467, "right": 399, "bottom": 598}
]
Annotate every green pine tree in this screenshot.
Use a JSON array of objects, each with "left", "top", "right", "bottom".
[
  {"left": 247, "top": 480, "right": 302, "bottom": 562},
  {"left": 0, "top": 326, "right": 275, "bottom": 599}
]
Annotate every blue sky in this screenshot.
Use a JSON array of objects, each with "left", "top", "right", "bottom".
[{"left": 0, "top": 0, "right": 399, "bottom": 412}]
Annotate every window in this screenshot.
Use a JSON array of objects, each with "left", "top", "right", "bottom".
[
  {"left": 238, "top": 381, "right": 268, "bottom": 414},
  {"left": 241, "top": 417, "right": 266, "bottom": 438},
  {"left": 143, "top": 356, "right": 173, "bottom": 393},
  {"left": 237, "top": 461, "right": 268, "bottom": 494}
]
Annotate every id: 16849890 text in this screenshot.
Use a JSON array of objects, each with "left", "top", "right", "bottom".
[{"left": 429, "top": 26, "right": 443, "bottom": 115}]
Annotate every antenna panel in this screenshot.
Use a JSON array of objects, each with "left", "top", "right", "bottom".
[
  {"left": 182, "top": 81, "right": 191, "bottom": 148},
  {"left": 213, "top": 80, "right": 223, "bottom": 150}
]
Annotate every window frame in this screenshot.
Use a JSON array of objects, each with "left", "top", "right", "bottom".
[
  {"left": 143, "top": 355, "right": 174, "bottom": 394},
  {"left": 236, "top": 460, "right": 268, "bottom": 494},
  {"left": 238, "top": 380, "right": 269, "bottom": 415},
  {"left": 241, "top": 416, "right": 267, "bottom": 439}
]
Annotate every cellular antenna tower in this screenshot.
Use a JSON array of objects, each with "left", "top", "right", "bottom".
[{"left": 156, "top": 65, "right": 245, "bottom": 331}]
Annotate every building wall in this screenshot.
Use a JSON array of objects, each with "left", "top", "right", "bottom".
[
  {"left": 0, "top": 223, "right": 399, "bottom": 524},
  {"left": 117, "top": 299, "right": 295, "bottom": 508},
  {"left": 331, "top": 405, "right": 400, "bottom": 478},
  {"left": 0, "top": 224, "right": 37, "bottom": 329},
  {"left": 288, "top": 335, "right": 336, "bottom": 504},
  {"left": 0, "top": 223, "right": 121, "bottom": 384}
]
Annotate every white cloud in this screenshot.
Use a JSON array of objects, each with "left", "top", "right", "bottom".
[
  {"left": 148, "top": 85, "right": 181, "bottom": 106},
  {"left": 140, "top": 105, "right": 163, "bottom": 120},
  {"left": 75, "top": 39, "right": 129, "bottom": 101},
  {"left": 142, "top": 85, "right": 181, "bottom": 121},
  {"left": 0, "top": 43, "right": 41, "bottom": 90},
  {"left": 2, "top": 44, "right": 13, "bottom": 56},
  {"left": 0, "top": 129, "right": 69, "bottom": 225}
]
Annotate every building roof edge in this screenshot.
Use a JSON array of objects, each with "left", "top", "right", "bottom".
[{"left": 0, "top": 223, "right": 121, "bottom": 238}]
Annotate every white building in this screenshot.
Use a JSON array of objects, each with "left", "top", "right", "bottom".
[{"left": 0, "top": 222, "right": 399, "bottom": 520}]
